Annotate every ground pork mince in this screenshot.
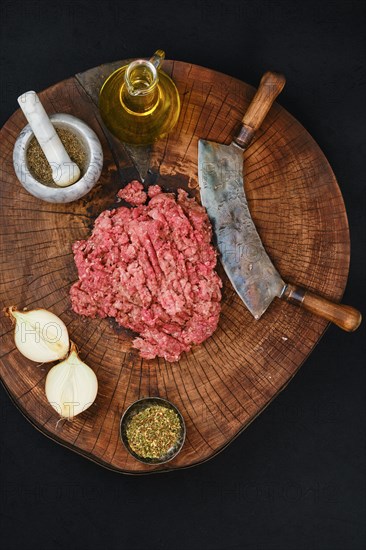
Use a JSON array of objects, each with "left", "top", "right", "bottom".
[{"left": 70, "top": 181, "right": 222, "bottom": 362}]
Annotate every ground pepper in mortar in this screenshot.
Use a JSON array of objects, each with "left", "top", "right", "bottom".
[
  {"left": 27, "top": 128, "right": 86, "bottom": 185},
  {"left": 126, "top": 405, "right": 181, "bottom": 459}
]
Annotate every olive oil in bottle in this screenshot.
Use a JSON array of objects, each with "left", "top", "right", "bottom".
[{"left": 99, "top": 50, "right": 181, "bottom": 145}]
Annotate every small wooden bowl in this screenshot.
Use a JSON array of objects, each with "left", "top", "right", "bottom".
[{"left": 120, "top": 397, "right": 186, "bottom": 465}]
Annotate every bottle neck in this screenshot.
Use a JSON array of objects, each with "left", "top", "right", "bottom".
[{"left": 121, "top": 60, "right": 160, "bottom": 115}]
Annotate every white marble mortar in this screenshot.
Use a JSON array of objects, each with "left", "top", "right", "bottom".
[{"left": 13, "top": 113, "right": 104, "bottom": 203}]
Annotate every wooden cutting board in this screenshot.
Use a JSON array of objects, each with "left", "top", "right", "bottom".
[{"left": 0, "top": 60, "right": 350, "bottom": 473}]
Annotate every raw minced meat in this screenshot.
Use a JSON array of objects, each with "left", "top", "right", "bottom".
[
  {"left": 70, "top": 181, "right": 222, "bottom": 362},
  {"left": 147, "top": 185, "right": 162, "bottom": 198},
  {"left": 117, "top": 179, "right": 147, "bottom": 205}
]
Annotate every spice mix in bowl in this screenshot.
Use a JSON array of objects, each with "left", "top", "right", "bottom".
[{"left": 120, "top": 397, "right": 186, "bottom": 464}]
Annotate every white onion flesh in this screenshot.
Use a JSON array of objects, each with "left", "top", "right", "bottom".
[
  {"left": 7, "top": 307, "right": 70, "bottom": 363},
  {"left": 45, "top": 344, "right": 98, "bottom": 419}
]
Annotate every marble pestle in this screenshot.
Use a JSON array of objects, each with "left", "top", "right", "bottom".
[{"left": 17, "top": 91, "right": 80, "bottom": 187}]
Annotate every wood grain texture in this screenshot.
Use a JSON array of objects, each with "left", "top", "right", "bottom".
[{"left": 0, "top": 60, "right": 350, "bottom": 473}]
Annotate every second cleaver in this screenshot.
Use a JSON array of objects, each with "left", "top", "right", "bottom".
[{"left": 198, "top": 72, "right": 361, "bottom": 332}]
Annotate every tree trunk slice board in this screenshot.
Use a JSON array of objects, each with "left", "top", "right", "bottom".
[{"left": 0, "top": 60, "right": 350, "bottom": 474}]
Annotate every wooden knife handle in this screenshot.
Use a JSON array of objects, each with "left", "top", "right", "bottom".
[
  {"left": 281, "top": 284, "right": 362, "bottom": 332},
  {"left": 234, "top": 71, "right": 286, "bottom": 150}
]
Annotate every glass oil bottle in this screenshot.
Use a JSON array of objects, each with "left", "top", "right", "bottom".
[{"left": 99, "top": 50, "right": 181, "bottom": 145}]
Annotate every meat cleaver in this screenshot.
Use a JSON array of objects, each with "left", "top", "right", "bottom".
[{"left": 198, "top": 72, "right": 361, "bottom": 331}]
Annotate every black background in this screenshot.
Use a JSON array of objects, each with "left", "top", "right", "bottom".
[{"left": 0, "top": 1, "right": 365, "bottom": 549}]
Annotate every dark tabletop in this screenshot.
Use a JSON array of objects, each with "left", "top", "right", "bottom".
[{"left": 0, "top": 1, "right": 365, "bottom": 549}]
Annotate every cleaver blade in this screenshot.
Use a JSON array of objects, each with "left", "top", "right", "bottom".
[
  {"left": 198, "top": 138, "right": 285, "bottom": 319},
  {"left": 198, "top": 72, "right": 286, "bottom": 319},
  {"left": 198, "top": 72, "right": 362, "bottom": 331}
]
